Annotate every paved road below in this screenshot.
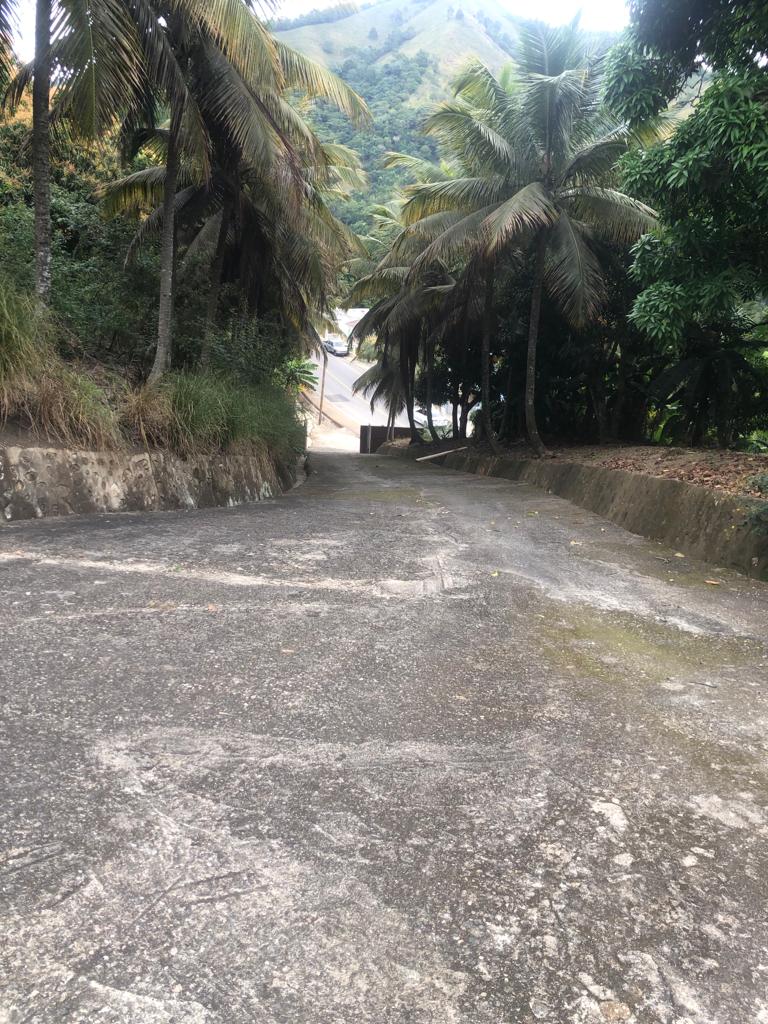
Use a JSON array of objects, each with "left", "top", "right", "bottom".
[
  {"left": 1, "top": 450, "right": 767, "bottom": 1023},
  {"left": 309, "top": 354, "right": 404, "bottom": 429}
]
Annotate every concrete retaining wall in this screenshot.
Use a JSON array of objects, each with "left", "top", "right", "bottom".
[
  {"left": 0, "top": 443, "right": 300, "bottom": 523},
  {"left": 385, "top": 445, "right": 768, "bottom": 579}
]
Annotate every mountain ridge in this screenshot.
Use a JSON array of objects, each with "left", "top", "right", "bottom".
[
  {"left": 275, "top": 0, "right": 521, "bottom": 99},
  {"left": 275, "top": 3, "right": 617, "bottom": 232}
]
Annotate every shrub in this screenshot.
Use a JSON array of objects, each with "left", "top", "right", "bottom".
[
  {"left": 1, "top": 277, "right": 304, "bottom": 459},
  {"left": 121, "top": 371, "right": 306, "bottom": 460},
  {"left": 0, "top": 276, "right": 122, "bottom": 449},
  {"left": 0, "top": 276, "right": 48, "bottom": 405},
  {"left": 33, "top": 367, "right": 123, "bottom": 449},
  {"left": 224, "top": 381, "right": 306, "bottom": 459},
  {"left": 120, "top": 381, "right": 178, "bottom": 450},
  {"left": 167, "top": 372, "right": 230, "bottom": 453},
  {"left": 355, "top": 335, "right": 378, "bottom": 362},
  {"left": 274, "top": 357, "right": 318, "bottom": 394},
  {"left": 202, "top": 314, "right": 293, "bottom": 386}
]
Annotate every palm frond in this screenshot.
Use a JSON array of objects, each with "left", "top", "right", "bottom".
[
  {"left": 181, "top": 207, "right": 226, "bottom": 265},
  {"left": 199, "top": 39, "right": 293, "bottom": 178},
  {"left": 53, "top": 0, "right": 147, "bottom": 138},
  {"left": 382, "top": 151, "right": 446, "bottom": 183},
  {"left": 542, "top": 213, "right": 604, "bottom": 326},
  {"left": 0, "top": 0, "right": 14, "bottom": 85},
  {"left": 3, "top": 59, "right": 33, "bottom": 112},
  {"left": 407, "top": 205, "right": 500, "bottom": 276},
  {"left": 400, "top": 175, "right": 508, "bottom": 224},
  {"left": 124, "top": 184, "right": 201, "bottom": 262},
  {"left": 451, "top": 59, "right": 512, "bottom": 112},
  {"left": 347, "top": 266, "right": 410, "bottom": 304},
  {"left": 483, "top": 181, "right": 558, "bottom": 254},
  {"left": 98, "top": 166, "right": 170, "bottom": 216},
  {"left": 174, "top": 0, "right": 282, "bottom": 91},
  {"left": 276, "top": 41, "right": 370, "bottom": 126},
  {"left": 559, "top": 128, "right": 628, "bottom": 185},
  {"left": 423, "top": 102, "right": 515, "bottom": 176},
  {"left": 560, "top": 186, "right": 656, "bottom": 244},
  {"left": 518, "top": 66, "right": 591, "bottom": 161}
]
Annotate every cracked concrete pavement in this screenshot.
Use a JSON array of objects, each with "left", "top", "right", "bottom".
[{"left": 1, "top": 447, "right": 767, "bottom": 1023}]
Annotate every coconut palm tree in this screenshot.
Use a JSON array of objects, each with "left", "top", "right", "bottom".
[
  {"left": 3, "top": 0, "right": 369, "bottom": 379},
  {"left": 32, "top": 0, "right": 51, "bottom": 301},
  {"left": 2, "top": 0, "right": 178, "bottom": 302},
  {"left": 399, "top": 21, "right": 657, "bottom": 454},
  {"left": 101, "top": 133, "right": 366, "bottom": 354}
]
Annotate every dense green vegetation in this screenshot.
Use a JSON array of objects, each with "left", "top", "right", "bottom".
[
  {"left": 0, "top": 0, "right": 766, "bottom": 464},
  {"left": 346, "top": 12, "right": 768, "bottom": 451},
  {"left": 308, "top": 48, "right": 439, "bottom": 233},
  {"left": 0, "top": 0, "right": 368, "bottom": 454}
]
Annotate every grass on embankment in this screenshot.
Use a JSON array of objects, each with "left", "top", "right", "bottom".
[
  {"left": 122, "top": 373, "right": 305, "bottom": 461},
  {"left": 0, "top": 278, "right": 305, "bottom": 460}
]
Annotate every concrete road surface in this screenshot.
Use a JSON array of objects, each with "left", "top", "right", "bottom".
[{"left": 1, "top": 449, "right": 768, "bottom": 1023}]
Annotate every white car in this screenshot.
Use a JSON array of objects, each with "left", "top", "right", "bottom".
[{"left": 323, "top": 335, "right": 349, "bottom": 356}]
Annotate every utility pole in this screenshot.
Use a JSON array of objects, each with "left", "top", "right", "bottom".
[{"left": 318, "top": 346, "right": 328, "bottom": 424}]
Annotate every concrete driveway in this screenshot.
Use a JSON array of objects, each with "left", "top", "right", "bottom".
[{"left": 1, "top": 450, "right": 767, "bottom": 1023}]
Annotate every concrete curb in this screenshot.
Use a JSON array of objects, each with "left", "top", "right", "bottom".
[{"left": 383, "top": 444, "right": 768, "bottom": 579}]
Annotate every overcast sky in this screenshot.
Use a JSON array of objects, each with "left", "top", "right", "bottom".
[{"left": 13, "top": 0, "right": 628, "bottom": 61}]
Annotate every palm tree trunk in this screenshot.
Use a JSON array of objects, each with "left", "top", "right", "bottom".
[
  {"left": 459, "top": 400, "right": 468, "bottom": 439},
  {"left": 525, "top": 235, "right": 548, "bottom": 456},
  {"left": 148, "top": 101, "right": 183, "bottom": 385},
  {"left": 425, "top": 334, "right": 439, "bottom": 443},
  {"left": 481, "top": 263, "right": 502, "bottom": 455},
  {"left": 451, "top": 383, "right": 460, "bottom": 439},
  {"left": 33, "top": 0, "right": 52, "bottom": 303},
  {"left": 588, "top": 378, "right": 609, "bottom": 443},
  {"left": 400, "top": 336, "right": 420, "bottom": 444},
  {"left": 317, "top": 345, "right": 328, "bottom": 424},
  {"left": 499, "top": 311, "right": 518, "bottom": 440},
  {"left": 200, "top": 200, "right": 232, "bottom": 368},
  {"left": 457, "top": 290, "right": 470, "bottom": 440},
  {"left": 459, "top": 396, "right": 477, "bottom": 439}
]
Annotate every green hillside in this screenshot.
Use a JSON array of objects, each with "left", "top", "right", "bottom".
[
  {"left": 275, "top": 3, "right": 617, "bottom": 232},
  {"left": 275, "top": 0, "right": 518, "bottom": 85},
  {"left": 274, "top": 0, "right": 522, "bottom": 230}
]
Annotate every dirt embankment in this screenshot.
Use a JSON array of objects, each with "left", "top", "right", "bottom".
[
  {"left": 389, "top": 439, "right": 768, "bottom": 499},
  {"left": 544, "top": 445, "right": 768, "bottom": 499}
]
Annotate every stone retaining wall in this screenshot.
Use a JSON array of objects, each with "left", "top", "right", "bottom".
[
  {"left": 383, "top": 444, "right": 768, "bottom": 579},
  {"left": 0, "top": 443, "right": 301, "bottom": 523}
]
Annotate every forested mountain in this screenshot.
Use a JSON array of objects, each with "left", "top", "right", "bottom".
[
  {"left": 273, "top": 0, "right": 517, "bottom": 232},
  {"left": 275, "top": 1, "right": 615, "bottom": 231},
  {"left": 274, "top": 0, "right": 520, "bottom": 89}
]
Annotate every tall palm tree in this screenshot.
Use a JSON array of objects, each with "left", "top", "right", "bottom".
[
  {"left": 140, "top": 26, "right": 368, "bottom": 381},
  {"left": 101, "top": 73, "right": 367, "bottom": 365},
  {"left": 32, "top": 0, "right": 51, "bottom": 301},
  {"left": 400, "top": 22, "right": 656, "bottom": 454},
  {"left": 3, "top": 0, "right": 368, "bottom": 374},
  {"left": 2, "top": 0, "right": 164, "bottom": 302}
]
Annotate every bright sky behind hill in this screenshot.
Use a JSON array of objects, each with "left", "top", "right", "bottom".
[
  {"left": 274, "top": 0, "right": 629, "bottom": 30},
  {"left": 13, "top": 0, "right": 628, "bottom": 61}
]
